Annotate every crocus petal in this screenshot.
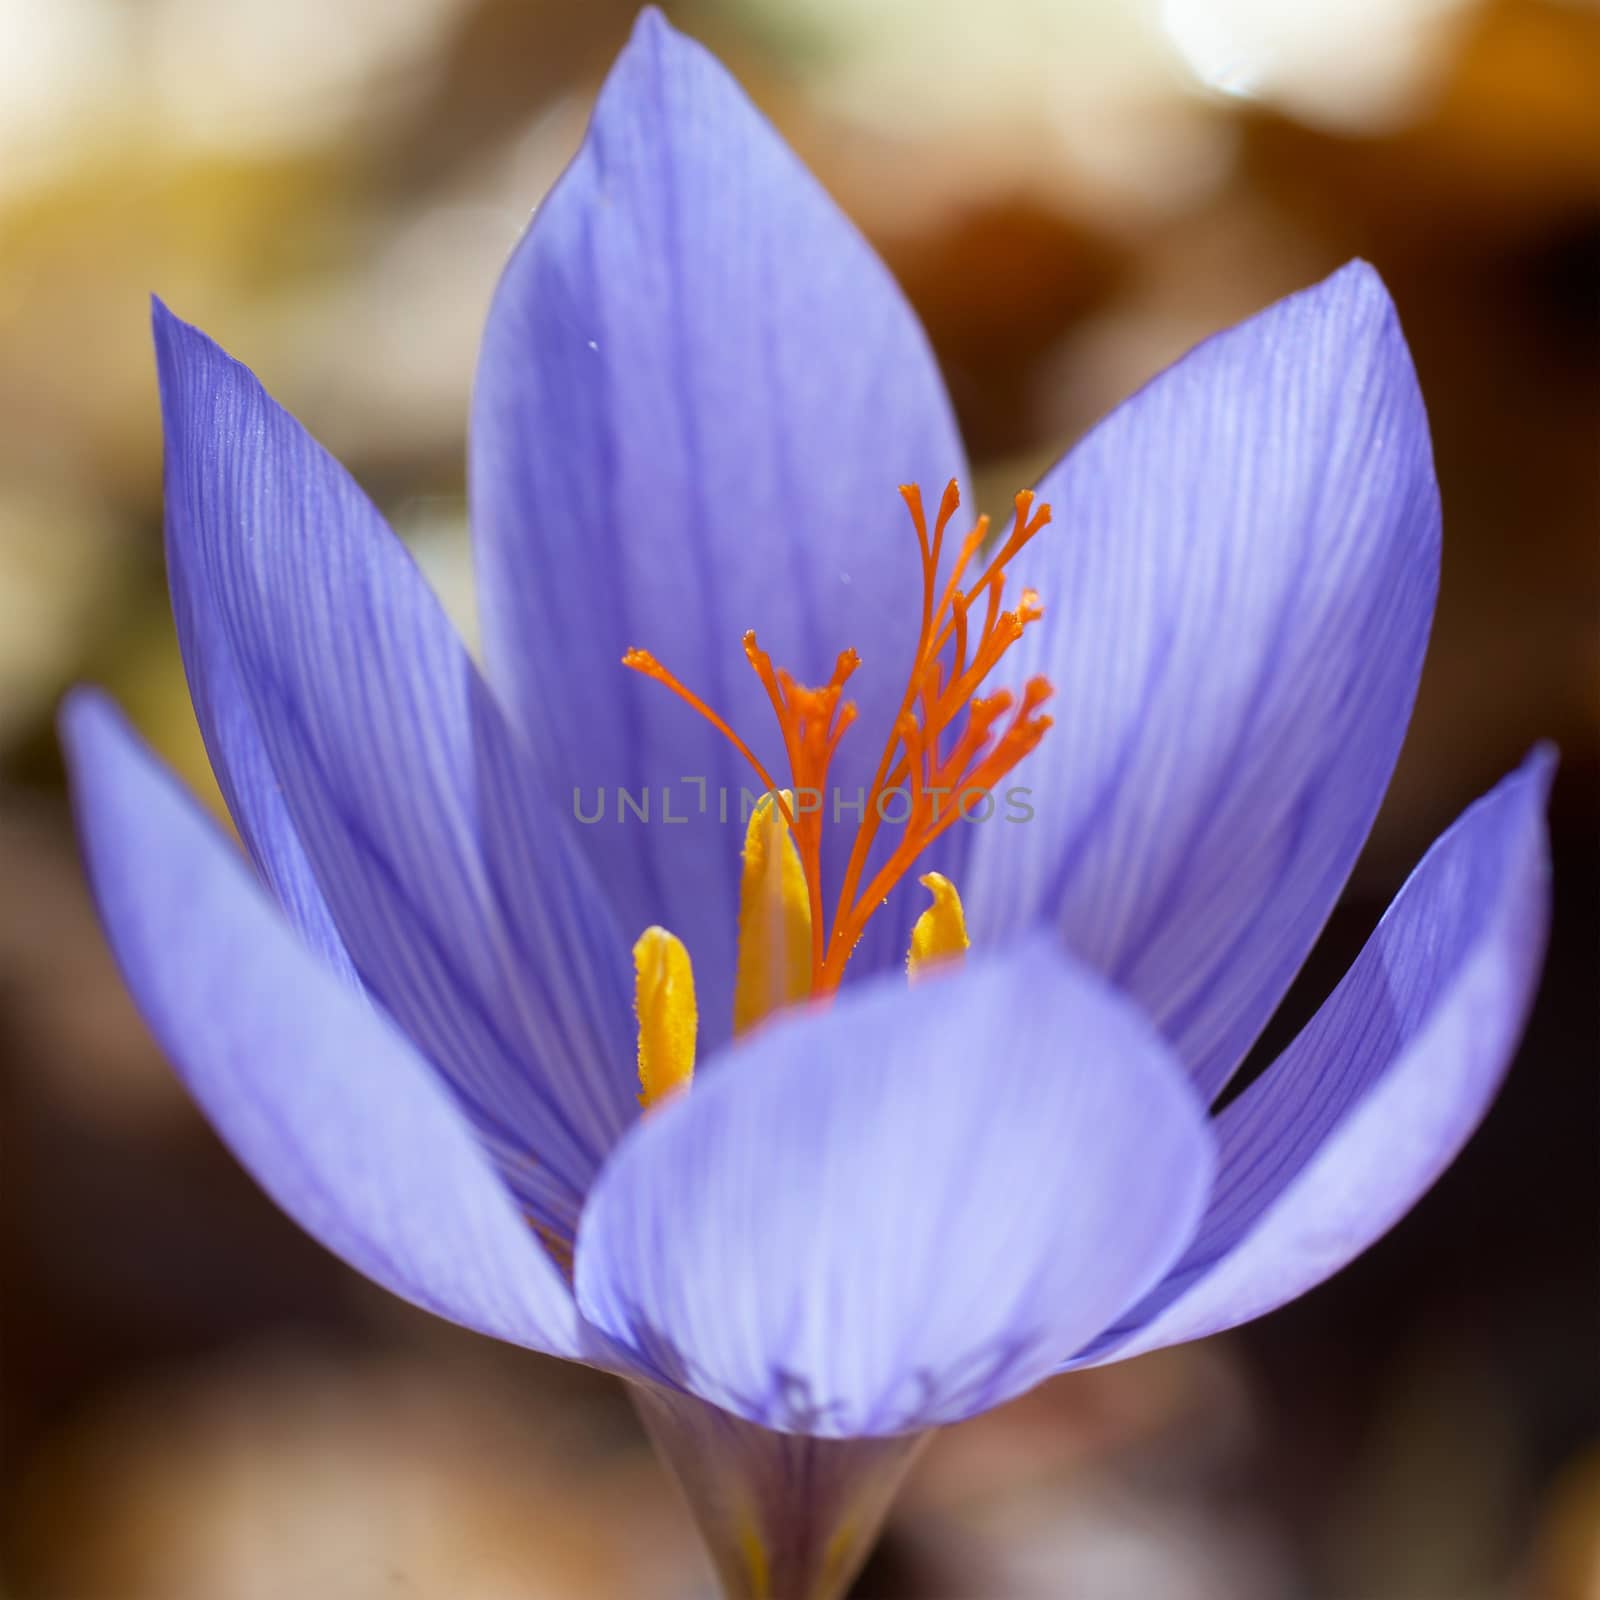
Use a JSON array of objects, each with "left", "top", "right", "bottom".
[
  {"left": 574, "top": 937, "right": 1214, "bottom": 1437},
  {"left": 1072, "top": 749, "right": 1552, "bottom": 1368},
  {"left": 960, "top": 262, "right": 1440, "bottom": 1103},
  {"left": 62, "top": 691, "right": 599, "bottom": 1362},
  {"left": 154, "top": 302, "right": 636, "bottom": 1240},
  {"left": 471, "top": 9, "right": 966, "bottom": 1042},
  {"left": 164, "top": 435, "right": 356, "bottom": 985}
]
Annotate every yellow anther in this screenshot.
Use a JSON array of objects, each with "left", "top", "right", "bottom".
[
  {"left": 733, "top": 789, "right": 813, "bottom": 1035},
  {"left": 907, "top": 872, "right": 969, "bottom": 981},
  {"left": 634, "top": 926, "right": 697, "bottom": 1110}
]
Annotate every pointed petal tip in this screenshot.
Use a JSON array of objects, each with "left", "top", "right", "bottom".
[
  {"left": 1492, "top": 742, "right": 1558, "bottom": 886},
  {"left": 1287, "top": 259, "right": 1405, "bottom": 360},
  {"left": 59, "top": 691, "right": 176, "bottom": 857},
  {"left": 148, "top": 298, "right": 254, "bottom": 397},
  {"left": 148, "top": 292, "right": 190, "bottom": 357},
  {"left": 617, "top": 4, "right": 716, "bottom": 89},
  {"left": 1330, "top": 255, "right": 1384, "bottom": 294},
  {"left": 631, "top": 4, "right": 673, "bottom": 43},
  {"left": 148, "top": 295, "right": 218, "bottom": 407},
  {"left": 1319, "top": 254, "right": 1387, "bottom": 302},
  {"left": 1455, "top": 743, "right": 1558, "bottom": 856},
  {"left": 1519, "top": 739, "right": 1560, "bottom": 798},
  {"left": 1337, "top": 257, "right": 1403, "bottom": 343},
  {"left": 58, "top": 685, "right": 129, "bottom": 783},
  {"left": 617, "top": 5, "right": 696, "bottom": 78},
  {"left": 57, "top": 681, "right": 104, "bottom": 743}
]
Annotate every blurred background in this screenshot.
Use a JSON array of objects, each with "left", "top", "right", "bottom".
[{"left": 0, "top": 0, "right": 1596, "bottom": 1595}]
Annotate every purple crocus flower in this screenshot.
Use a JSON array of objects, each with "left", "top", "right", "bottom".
[{"left": 61, "top": 10, "right": 1551, "bottom": 1598}]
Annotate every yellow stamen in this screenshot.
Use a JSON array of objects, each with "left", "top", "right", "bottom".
[
  {"left": 733, "top": 790, "right": 814, "bottom": 1035},
  {"left": 634, "top": 926, "right": 697, "bottom": 1110},
  {"left": 907, "top": 872, "right": 969, "bottom": 981}
]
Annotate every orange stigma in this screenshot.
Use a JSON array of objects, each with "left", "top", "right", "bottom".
[{"left": 623, "top": 479, "right": 1053, "bottom": 997}]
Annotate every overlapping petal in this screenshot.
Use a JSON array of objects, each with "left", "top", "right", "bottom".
[
  {"left": 470, "top": 9, "right": 966, "bottom": 1041},
  {"left": 959, "top": 262, "right": 1441, "bottom": 1103},
  {"left": 1072, "top": 750, "right": 1552, "bottom": 1367},
  {"left": 574, "top": 937, "right": 1215, "bottom": 1437},
  {"left": 154, "top": 304, "right": 636, "bottom": 1240},
  {"left": 162, "top": 379, "right": 357, "bottom": 985},
  {"left": 62, "top": 692, "right": 599, "bottom": 1362}
]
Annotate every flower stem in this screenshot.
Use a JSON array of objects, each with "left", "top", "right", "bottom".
[{"left": 632, "top": 1386, "right": 929, "bottom": 1600}]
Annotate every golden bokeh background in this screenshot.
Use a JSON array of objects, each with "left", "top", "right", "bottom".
[{"left": 1, "top": 1, "right": 1596, "bottom": 1596}]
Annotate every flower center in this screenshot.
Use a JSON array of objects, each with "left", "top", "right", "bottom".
[{"left": 623, "top": 480, "right": 1054, "bottom": 1105}]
